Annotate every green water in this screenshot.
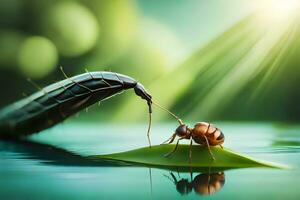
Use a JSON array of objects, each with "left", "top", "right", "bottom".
[{"left": 1, "top": 123, "right": 300, "bottom": 199}]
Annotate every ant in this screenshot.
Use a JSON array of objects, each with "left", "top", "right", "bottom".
[
  {"left": 165, "top": 170, "right": 225, "bottom": 196},
  {"left": 154, "top": 103, "right": 224, "bottom": 161},
  {"left": 163, "top": 121, "right": 224, "bottom": 161},
  {"left": 149, "top": 102, "right": 224, "bottom": 161}
]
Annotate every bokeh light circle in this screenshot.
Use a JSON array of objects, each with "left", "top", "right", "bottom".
[
  {"left": 44, "top": 1, "right": 100, "bottom": 57},
  {"left": 18, "top": 36, "right": 58, "bottom": 78}
]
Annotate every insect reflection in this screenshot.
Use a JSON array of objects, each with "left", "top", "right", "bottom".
[{"left": 164, "top": 170, "right": 225, "bottom": 196}]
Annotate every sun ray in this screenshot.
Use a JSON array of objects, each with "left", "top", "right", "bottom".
[{"left": 189, "top": 16, "right": 296, "bottom": 119}]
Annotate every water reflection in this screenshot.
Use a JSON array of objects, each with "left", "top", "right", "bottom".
[
  {"left": 0, "top": 139, "right": 128, "bottom": 167},
  {"left": 165, "top": 170, "right": 225, "bottom": 196},
  {"left": 271, "top": 128, "right": 300, "bottom": 153}
]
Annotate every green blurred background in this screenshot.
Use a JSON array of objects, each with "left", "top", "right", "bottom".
[{"left": 0, "top": 0, "right": 299, "bottom": 123}]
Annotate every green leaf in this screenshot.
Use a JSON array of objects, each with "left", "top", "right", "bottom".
[{"left": 90, "top": 145, "right": 288, "bottom": 171}]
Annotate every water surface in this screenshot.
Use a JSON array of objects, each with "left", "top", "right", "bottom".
[{"left": 0, "top": 122, "right": 299, "bottom": 199}]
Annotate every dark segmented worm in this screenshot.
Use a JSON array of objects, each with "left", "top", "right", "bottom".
[{"left": 0, "top": 71, "right": 153, "bottom": 142}]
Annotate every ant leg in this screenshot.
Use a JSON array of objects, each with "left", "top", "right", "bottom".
[
  {"left": 207, "top": 167, "right": 212, "bottom": 195},
  {"left": 203, "top": 135, "right": 215, "bottom": 160},
  {"left": 163, "top": 173, "right": 176, "bottom": 184},
  {"left": 164, "top": 137, "right": 184, "bottom": 157},
  {"left": 161, "top": 133, "right": 176, "bottom": 144},
  {"left": 189, "top": 139, "right": 193, "bottom": 164},
  {"left": 148, "top": 168, "right": 153, "bottom": 196},
  {"left": 189, "top": 166, "right": 193, "bottom": 181},
  {"left": 170, "top": 172, "right": 178, "bottom": 183},
  {"left": 168, "top": 134, "right": 176, "bottom": 144},
  {"left": 219, "top": 144, "right": 223, "bottom": 149}
]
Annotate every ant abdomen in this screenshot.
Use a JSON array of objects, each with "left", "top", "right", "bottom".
[
  {"left": 192, "top": 122, "right": 224, "bottom": 146},
  {"left": 193, "top": 122, "right": 215, "bottom": 135},
  {"left": 193, "top": 172, "right": 225, "bottom": 195}
]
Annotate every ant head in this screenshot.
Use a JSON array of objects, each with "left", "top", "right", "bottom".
[
  {"left": 175, "top": 124, "right": 190, "bottom": 137},
  {"left": 176, "top": 179, "right": 193, "bottom": 195}
]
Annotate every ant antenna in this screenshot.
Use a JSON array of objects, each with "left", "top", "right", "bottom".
[
  {"left": 152, "top": 99, "right": 183, "bottom": 125},
  {"left": 163, "top": 173, "right": 176, "bottom": 184},
  {"left": 147, "top": 111, "right": 152, "bottom": 147}
]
